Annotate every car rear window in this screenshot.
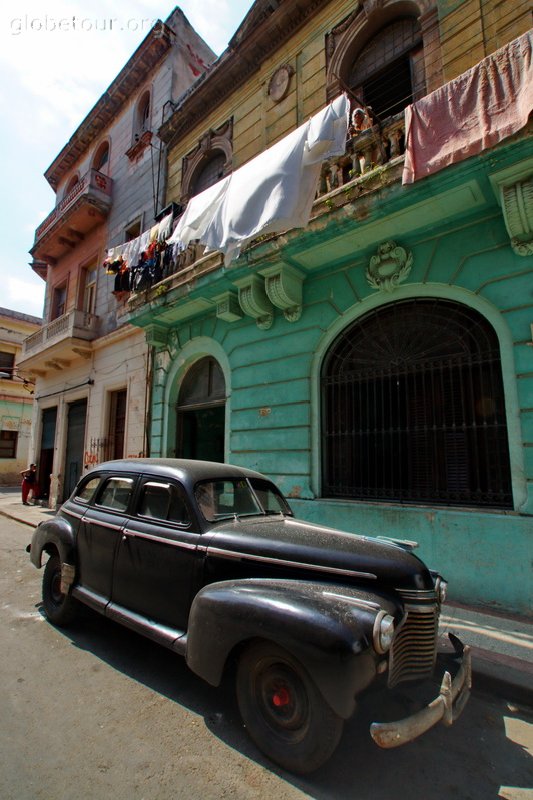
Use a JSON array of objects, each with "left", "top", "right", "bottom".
[
  {"left": 96, "top": 477, "right": 134, "bottom": 512},
  {"left": 138, "top": 481, "right": 190, "bottom": 525},
  {"left": 74, "top": 476, "right": 101, "bottom": 504}
]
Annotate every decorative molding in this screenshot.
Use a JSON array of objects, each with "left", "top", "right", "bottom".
[
  {"left": 215, "top": 291, "right": 243, "bottom": 322},
  {"left": 501, "top": 177, "right": 533, "bottom": 256},
  {"left": 366, "top": 241, "right": 413, "bottom": 292},
  {"left": 268, "top": 64, "right": 294, "bottom": 102},
  {"left": 260, "top": 263, "right": 305, "bottom": 322},
  {"left": 125, "top": 129, "right": 153, "bottom": 162},
  {"left": 144, "top": 324, "right": 169, "bottom": 347},
  {"left": 233, "top": 275, "right": 273, "bottom": 330},
  {"left": 181, "top": 118, "right": 233, "bottom": 203}
]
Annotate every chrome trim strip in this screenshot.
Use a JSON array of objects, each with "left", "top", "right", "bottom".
[
  {"left": 71, "top": 586, "right": 187, "bottom": 655},
  {"left": 122, "top": 528, "right": 196, "bottom": 550},
  {"left": 206, "top": 546, "right": 377, "bottom": 580},
  {"left": 106, "top": 602, "right": 187, "bottom": 654},
  {"left": 72, "top": 585, "right": 108, "bottom": 613},
  {"left": 82, "top": 517, "right": 123, "bottom": 532},
  {"left": 322, "top": 592, "right": 381, "bottom": 610},
  {"left": 62, "top": 509, "right": 85, "bottom": 521}
]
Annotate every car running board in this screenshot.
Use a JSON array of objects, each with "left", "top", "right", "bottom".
[{"left": 72, "top": 585, "right": 188, "bottom": 655}]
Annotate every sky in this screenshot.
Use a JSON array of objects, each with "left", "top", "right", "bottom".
[{"left": 0, "top": 0, "right": 254, "bottom": 319}]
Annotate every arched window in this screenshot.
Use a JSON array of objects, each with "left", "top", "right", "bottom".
[
  {"left": 64, "top": 174, "right": 79, "bottom": 198},
  {"left": 92, "top": 141, "right": 110, "bottom": 172},
  {"left": 135, "top": 91, "right": 151, "bottom": 137},
  {"left": 180, "top": 119, "right": 233, "bottom": 203},
  {"left": 321, "top": 299, "right": 512, "bottom": 508},
  {"left": 176, "top": 356, "right": 226, "bottom": 462},
  {"left": 349, "top": 17, "right": 424, "bottom": 118},
  {"left": 190, "top": 151, "right": 226, "bottom": 197}
]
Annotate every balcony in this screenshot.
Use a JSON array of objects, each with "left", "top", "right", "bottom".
[
  {"left": 119, "top": 113, "right": 407, "bottom": 321},
  {"left": 318, "top": 111, "right": 406, "bottom": 195},
  {"left": 31, "top": 168, "right": 113, "bottom": 264},
  {"left": 19, "top": 309, "right": 98, "bottom": 373}
]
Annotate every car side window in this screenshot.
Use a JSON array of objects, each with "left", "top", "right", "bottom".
[
  {"left": 74, "top": 476, "right": 101, "bottom": 504},
  {"left": 96, "top": 477, "right": 134, "bottom": 512},
  {"left": 138, "top": 481, "right": 190, "bottom": 525}
]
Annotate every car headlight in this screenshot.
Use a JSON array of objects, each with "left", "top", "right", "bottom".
[
  {"left": 436, "top": 577, "right": 448, "bottom": 604},
  {"left": 373, "top": 611, "right": 396, "bottom": 654}
]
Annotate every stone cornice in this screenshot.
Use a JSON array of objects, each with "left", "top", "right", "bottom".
[
  {"left": 159, "top": 0, "right": 330, "bottom": 148},
  {"left": 45, "top": 22, "right": 174, "bottom": 191}
]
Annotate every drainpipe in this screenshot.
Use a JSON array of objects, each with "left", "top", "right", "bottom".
[{"left": 144, "top": 344, "right": 154, "bottom": 457}]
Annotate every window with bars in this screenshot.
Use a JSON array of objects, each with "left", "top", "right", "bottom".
[
  {"left": 0, "top": 430, "right": 18, "bottom": 459},
  {"left": 0, "top": 351, "right": 15, "bottom": 377},
  {"left": 191, "top": 152, "right": 226, "bottom": 198},
  {"left": 321, "top": 299, "right": 513, "bottom": 508},
  {"left": 349, "top": 17, "right": 425, "bottom": 119}
]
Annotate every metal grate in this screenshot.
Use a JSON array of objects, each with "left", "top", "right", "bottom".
[
  {"left": 388, "top": 594, "right": 439, "bottom": 687},
  {"left": 321, "top": 299, "right": 513, "bottom": 508}
]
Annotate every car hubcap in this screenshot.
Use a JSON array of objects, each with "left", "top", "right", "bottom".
[{"left": 257, "top": 663, "right": 309, "bottom": 734}]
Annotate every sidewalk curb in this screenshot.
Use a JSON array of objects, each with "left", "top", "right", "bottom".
[
  {"left": 470, "top": 648, "right": 533, "bottom": 707},
  {"left": 0, "top": 508, "right": 38, "bottom": 529}
]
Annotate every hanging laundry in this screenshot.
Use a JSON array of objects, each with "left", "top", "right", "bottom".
[
  {"left": 403, "top": 30, "right": 533, "bottom": 184},
  {"left": 167, "top": 95, "right": 349, "bottom": 264}
]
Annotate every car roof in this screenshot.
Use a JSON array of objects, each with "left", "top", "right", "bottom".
[{"left": 86, "top": 458, "right": 270, "bottom": 485}]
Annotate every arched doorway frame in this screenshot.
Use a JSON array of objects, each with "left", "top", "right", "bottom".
[
  {"left": 310, "top": 284, "right": 527, "bottom": 510},
  {"left": 161, "top": 337, "right": 231, "bottom": 460}
]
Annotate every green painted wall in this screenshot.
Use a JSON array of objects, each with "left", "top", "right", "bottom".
[{"left": 145, "top": 146, "right": 533, "bottom": 616}]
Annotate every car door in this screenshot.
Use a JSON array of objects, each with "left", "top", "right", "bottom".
[
  {"left": 111, "top": 477, "right": 201, "bottom": 631},
  {"left": 76, "top": 474, "right": 136, "bottom": 603}
]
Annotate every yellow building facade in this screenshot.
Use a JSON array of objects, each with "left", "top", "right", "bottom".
[{"left": 0, "top": 308, "right": 41, "bottom": 485}]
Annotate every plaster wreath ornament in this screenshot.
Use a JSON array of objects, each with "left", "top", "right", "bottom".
[{"left": 366, "top": 240, "right": 413, "bottom": 292}]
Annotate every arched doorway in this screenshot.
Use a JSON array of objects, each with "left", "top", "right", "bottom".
[{"left": 176, "top": 356, "right": 226, "bottom": 462}]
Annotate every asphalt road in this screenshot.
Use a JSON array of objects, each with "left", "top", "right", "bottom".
[{"left": 1, "top": 517, "right": 532, "bottom": 800}]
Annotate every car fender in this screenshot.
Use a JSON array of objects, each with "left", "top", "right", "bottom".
[
  {"left": 29, "top": 517, "right": 77, "bottom": 569},
  {"left": 186, "top": 578, "right": 401, "bottom": 719}
]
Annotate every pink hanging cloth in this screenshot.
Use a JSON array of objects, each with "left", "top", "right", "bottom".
[{"left": 402, "top": 30, "right": 533, "bottom": 185}]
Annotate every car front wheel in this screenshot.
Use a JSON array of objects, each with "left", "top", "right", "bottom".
[
  {"left": 42, "top": 554, "right": 79, "bottom": 626},
  {"left": 236, "top": 641, "right": 343, "bottom": 774}
]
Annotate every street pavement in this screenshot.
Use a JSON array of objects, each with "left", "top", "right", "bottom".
[{"left": 1, "top": 486, "right": 531, "bottom": 707}]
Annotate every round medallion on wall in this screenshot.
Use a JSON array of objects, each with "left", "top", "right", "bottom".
[{"left": 268, "top": 65, "right": 294, "bottom": 102}]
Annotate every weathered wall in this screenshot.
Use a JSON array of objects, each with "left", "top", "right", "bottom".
[
  {"left": 146, "top": 0, "right": 533, "bottom": 614},
  {"left": 0, "top": 313, "right": 41, "bottom": 484},
  {"left": 150, "top": 153, "right": 533, "bottom": 614}
]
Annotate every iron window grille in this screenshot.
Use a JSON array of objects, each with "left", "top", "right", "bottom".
[{"left": 321, "top": 298, "right": 513, "bottom": 508}]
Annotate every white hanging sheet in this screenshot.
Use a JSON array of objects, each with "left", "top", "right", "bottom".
[{"left": 168, "top": 95, "right": 349, "bottom": 264}]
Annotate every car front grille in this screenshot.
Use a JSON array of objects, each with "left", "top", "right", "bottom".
[{"left": 388, "top": 589, "right": 439, "bottom": 687}]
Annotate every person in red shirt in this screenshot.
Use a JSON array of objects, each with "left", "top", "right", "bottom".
[{"left": 20, "top": 463, "right": 40, "bottom": 505}]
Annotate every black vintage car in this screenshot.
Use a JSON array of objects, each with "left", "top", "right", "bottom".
[{"left": 28, "top": 458, "right": 470, "bottom": 773}]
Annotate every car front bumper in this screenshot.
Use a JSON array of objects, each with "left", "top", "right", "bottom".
[{"left": 370, "top": 634, "right": 472, "bottom": 748}]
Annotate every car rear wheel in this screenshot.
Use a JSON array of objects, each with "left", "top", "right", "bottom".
[
  {"left": 42, "top": 554, "right": 79, "bottom": 626},
  {"left": 236, "top": 641, "right": 343, "bottom": 774}
]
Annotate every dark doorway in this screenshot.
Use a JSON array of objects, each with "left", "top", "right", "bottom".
[
  {"left": 108, "top": 389, "right": 127, "bottom": 460},
  {"left": 176, "top": 357, "right": 225, "bottom": 462},
  {"left": 38, "top": 407, "right": 57, "bottom": 500},
  {"left": 63, "top": 399, "right": 87, "bottom": 500}
]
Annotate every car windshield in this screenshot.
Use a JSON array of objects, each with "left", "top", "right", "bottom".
[{"left": 195, "top": 477, "right": 292, "bottom": 522}]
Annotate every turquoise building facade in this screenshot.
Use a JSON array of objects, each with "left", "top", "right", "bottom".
[{"left": 122, "top": 2, "right": 532, "bottom": 616}]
